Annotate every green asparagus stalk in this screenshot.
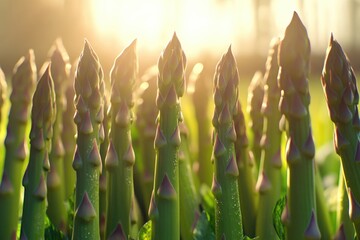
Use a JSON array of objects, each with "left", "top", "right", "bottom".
[
  {"left": 0, "top": 68, "right": 7, "bottom": 124},
  {"left": 247, "top": 71, "right": 264, "bottom": 167},
  {"left": 47, "top": 39, "right": 70, "bottom": 232},
  {"left": 136, "top": 68, "right": 158, "bottom": 213},
  {"left": 314, "top": 166, "right": 333, "bottom": 239},
  {"left": 191, "top": 64, "right": 213, "bottom": 186},
  {"left": 72, "top": 40, "right": 104, "bottom": 239},
  {"left": 0, "top": 49, "right": 37, "bottom": 240},
  {"left": 234, "top": 99, "right": 257, "bottom": 237},
  {"left": 335, "top": 170, "right": 355, "bottom": 239},
  {"left": 211, "top": 46, "right": 243, "bottom": 239},
  {"left": 20, "top": 65, "right": 56, "bottom": 240},
  {"left": 149, "top": 33, "right": 186, "bottom": 240},
  {"left": 255, "top": 38, "right": 282, "bottom": 240},
  {"left": 105, "top": 39, "right": 138, "bottom": 239},
  {"left": 178, "top": 121, "right": 200, "bottom": 240},
  {"left": 99, "top": 93, "right": 110, "bottom": 240},
  {"left": 278, "top": 12, "right": 320, "bottom": 239},
  {"left": 321, "top": 34, "right": 360, "bottom": 237},
  {"left": 62, "top": 63, "right": 77, "bottom": 200}
]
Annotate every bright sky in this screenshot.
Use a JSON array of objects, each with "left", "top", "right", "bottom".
[{"left": 91, "top": 0, "right": 345, "bottom": 56}]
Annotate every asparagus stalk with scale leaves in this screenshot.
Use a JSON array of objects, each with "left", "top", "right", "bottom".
[
  {"left": 255, "top": 38, "right": 282, "bottom": 240},
  {"left": 191, "top": 64, "right": 213, "bottom": 186},
  {"left": 20, "top": 66, "right": 56, "bottom": 240},
  {"left": 136, "top": 68, "right": 158, "bottom": 213},
  {"left": 99, "top": 93, "right": 110, "bottom": 240},
  {"left": 211, "top": 46, "right": 243, "bottom": 239},
  {"left": 105, "top": 39, "right": 138, "bottom": 239},
  {"left": 47, "top": 39, "right": 70, "bottom": 232},
  {"left": 0, "top": 50, "right": 37, "bottom": 239},
  {"left": 178, "top": 121, "right": 200, "bottom": 240},
  {"left": 278, "top": 12, "right": 320, "bottom": 239},
  {"left": 247, "top": 71, "right": 264, "bottom": 167},
  {"left": 234, "top": 99, "right": 257, "bottom": 238},
  {"left": 72, "top": 40, "right": 104, "bottom": 239},
  {"left": 149, "top": 33, "right": 185, "bottom": 240},
  {"left": 62, "top": 64, "right": 77, "bottom": 200},
  {"left": 335, "top": 171, "right": 355, "bottom": 239},
  {"left": 321, "top": 34, "right": 360, "bottom": 238}
]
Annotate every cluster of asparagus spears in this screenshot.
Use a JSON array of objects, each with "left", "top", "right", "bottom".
[{"left": 0, "top": 11, "right": 359, "bottom": 240}]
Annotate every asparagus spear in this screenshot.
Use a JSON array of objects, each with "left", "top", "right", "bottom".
[
  {"left": 72, "top": 40, "right": 104, "bottom": 239},
  {"left": 278, "top": 12, "right": 320, "bottom": 239},
  {"left": 62, "top": 63, "right": 77, "bottom": 200},
  {"left": 0, "top": 50, "right": 37, "bottom": 239},
  {"left": 234, "top": 99, "right": 257, "bottom": 238},
  {"left": 191, "top": 64, "right": 213, "bottom": 186},
  {"left": 255, "top": 38, "right": 282, "bottom": 240},
  {"left": 20, "top": 65, "right": 56, "bottom": 240},
  {"left": 0, "top": 68, "right": 7, "bottom": 124},
  {"left": 100, "top": 93, "right": 110, "bottom": 240},
  {"left": 47, "top": 39, "right": 70, "bottom": 233},
  {"left": 211, "top": 46, "right": 243, "bottom": 239},
  {"left": 321, "top": 33, "right": 360, "bottom": 237},
  {"left": 178, "top": 121, "right": 200, "bottom": 240},
  {"left": 149, "top": 33, "right": 186, "bottom": 240},
  {"left": 105, "top": 39, "right": 138, "bottom": 239},
  {"left": 136, "top": 68, "right": 158, "bottom": 213},
  {"left": 335, "top": 170, "right": 355, "bottom": 239},
  {"left": 247, "top": 71, "right": 264, "bottom": 167}
]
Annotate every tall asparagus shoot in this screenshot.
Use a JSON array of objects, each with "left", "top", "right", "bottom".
[
  {"left": 149, "top": 33, "right": 186, "bottom": 240},
  {"left": 178, "top": 121, "right": 200, "bottom": 240},
  {"left": 336, "top": 171, "right": 355, "bottom": 239},
  {"left": 278, "top": 12, "right": 320, "bottom": 239},
  {"left": 233, "top": 100, "right": 257, "bottom": 237},
  {"left": 62, "top": 64, "right": 77, "bottom": 200},
  {"left": 136, "top": 69, "right": 158, "bottom": 212},
  {"left": 212, "top": 46, "right": 243, "bottom": 239},
  {"left": 0, "top": 50, "right": 37, "bottom": 239},
  {"left": 191, "top": 64, "right": 213, "bottom": 186},
  {"left": 47, "top": 39, "right": 70, "bottom": 232},
  {"left": 321, "top": 34, "right": 360, "bottom": 237},
  {"left": 72, "top": 40, "right": 104, "bottom": 239},
  {"left": 255, "top": 38, "right": 282, "bottom": 240},
  {"left": 247, "top": 71, "right": 264, "bottom": 167},
  {"left": 99, "top": 93, "right": 110, "bottom": 240},
  {"left": 105, "top": 39, "right": 138, "bottom": 239},
  {"left": 21, "top": 66, "right": 56, "bottom": 240}
]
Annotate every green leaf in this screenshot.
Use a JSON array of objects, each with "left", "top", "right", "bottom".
[
  {"left": 193, "top": 211, "right": 215, "bottom": 240},
  {"left": 137, "top": 220, "right": 152, "bottom": 240},
  {"left": 44, "top": 215, "right": 67, "bottom": 240},
  {"left": 272, "top": 195, "right": 286, "bottom": 240},
  {"left": 199, "top": 185, "right": 215, "bottom": 230}
]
